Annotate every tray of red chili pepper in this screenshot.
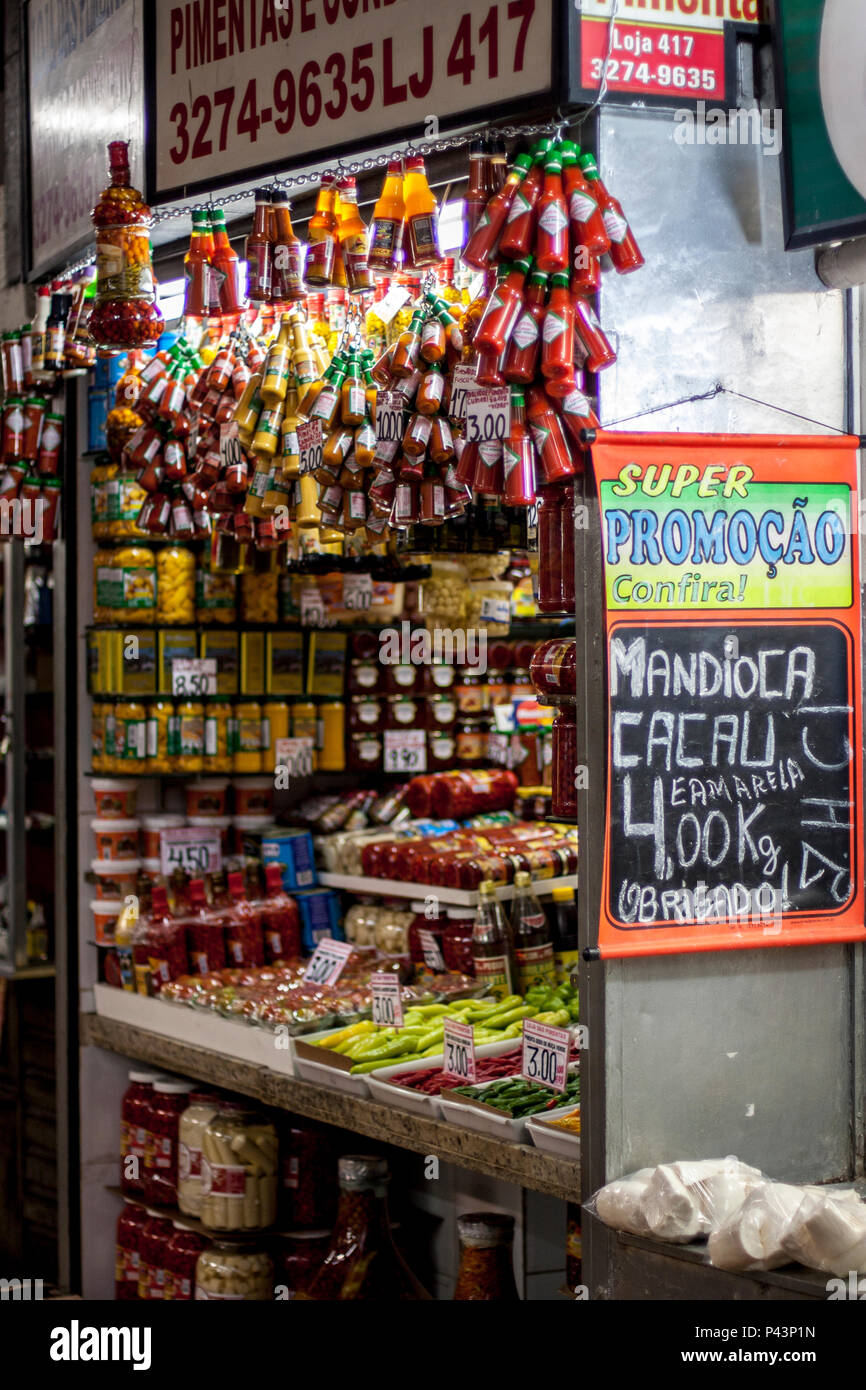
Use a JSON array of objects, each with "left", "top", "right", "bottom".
[{"left": 366, "top": 1045, "right": 523, "bottom": 1118}]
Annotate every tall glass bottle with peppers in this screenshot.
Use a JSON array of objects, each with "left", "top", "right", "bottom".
[
  {"left": 301, "top": 1156, "right": 431, "bottom": 1300},
  {"left": 454, "top": 1213, "right": 520, "bottom": 1301},
  {"left": 90, "top": 141, "right": 163, "bottom": 349}
]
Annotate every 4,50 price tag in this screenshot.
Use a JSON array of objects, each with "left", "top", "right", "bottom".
[
  {"left": 172, "top": 658, "right": 217, "bottom": 697},
  {"left": 521, "top": 1018, "right": 571, "bottom": 1094},
  {"left": 370, "top": 972, "right": 404, "bottom": 1028},
  {"left": 465, "top": 385, "right": 510, "bottom": 443},
  {"left": 298, "top": 419, "right": 323, "bottom": 477},
  {"left": 443, "top": 1018, "right": 476, "bottom": 1083},
  {"left": 303, "top": 937, "right": 354, "bottom": 987},
  {"left": 160, "top": 827, "right": 222, "bottom": 878}
]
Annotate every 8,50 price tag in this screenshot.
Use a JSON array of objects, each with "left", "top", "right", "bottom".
[
  {"left": 298, "top": 419, "right": 323, "bottom": 477},
  {"left": 303, "top": 937, "right": 354, "bottom": 987},
  {"left": 160, "top": 827, "right": 223, "bottom": 878},
  {"left": 172, "top": 658, "right": 217, "bottom": 697},
  {"left": 465, "top": 385, "right": 510, "bottom": 444},
  {"left": 443, "top": 1018, "right": 476, "bottom": 1083},
  {"left": 521, "top": 1018, "right": 571, "bottom": 1094},
  {"left": 370, "top": 972, "right": 404, "bottom": 1028}
]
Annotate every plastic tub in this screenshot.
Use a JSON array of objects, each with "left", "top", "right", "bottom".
[
  {"left": 232, "top": 777, "right": 275, "bottom": 817},
  {"left": 92, "top": 858, "right": 141, "bottom": 900},
  {"left": 184, "top": 780, "right": 230, "bottom": 818},
  {"left": 140, "top": 814, "right": 185, "bottom": 860},
  {"left": 92, "top": 898, "right": 123, "bottom": 945},
  {"left": 187, "top": 813, "right": 231, "bottom": 852},
  {"left": 91, "top": 778, "right": 138, "bottom": 819},
  {"left": 92, "top": 817, "right": 140, "bottom": 860}
]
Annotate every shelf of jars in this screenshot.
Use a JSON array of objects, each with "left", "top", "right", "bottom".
[
  {"left": 81, "top": 1010, "right": 581, "bottom": 1204},
  {"left": 318, "top": 871, "right": 575, "bottom": 906}
]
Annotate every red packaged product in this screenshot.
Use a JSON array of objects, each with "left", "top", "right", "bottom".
[
  {"left": 279, "top": 1120, "right": 339, "bottom": 1229},
  {"left": 257, "top": 864, "right": 302, "bottom": 964},
  {"left": 182, "top": 878, "right": 227, "bottom": 975},
  {"left": 408, "top": 900, "right": 448, "bottom": 973},
  {"left": 164, "top": 1222, "right": 209, "bottom": 1301},
  {"left": 121, "top": 1068, "right": 159, "bottom": 1194},
  {"left": 530, "top": 638, "right": 577, "bottom": 703},
  {"left": 224, "top": 871, "right": 265, "bottom": 968},
  {"left": 442, "top": 907, "right": 477, "bottom": 976},
  {"left": 428, "top": 769, "right": 518, "bottom": 819},
  {"left": 138, "top": 1208, "right": 174, "bottom": 1299},
  {"left": 132, "top": 885, "right": 189, "bottom": 995},
  {"left": 115, "top": 1199, "right": 149, "bottom": 1300},
  {"left": 143, "top": 1079, "right": 194, "bottom": 1207}
]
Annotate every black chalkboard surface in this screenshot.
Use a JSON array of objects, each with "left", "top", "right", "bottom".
[{"left": 608, "top": 622, "right": 857, "bottom": 929}]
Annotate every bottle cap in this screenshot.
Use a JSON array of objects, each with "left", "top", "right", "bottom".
[
  {"left": 254, "top": 187, "right": 272, "bottom": 201},
  {"left": 579, "top": 153, "right": 599, "bottom": 178},
  {"left": 514, "top": 870, "right": 531, "bottom": 886},
  {"left": 552, "top": 885, "right": 576, "bottom": 902}
]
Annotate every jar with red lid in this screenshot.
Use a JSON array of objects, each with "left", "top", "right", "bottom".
[
  {"left": 277, "top": 1231, "right": 332, "bottom": 1298},
  {"left": 455, "top": 715, "right": 487, "bottom": 768},
  {"left": 443, "top": 907, "right": 477, "bottom": 976},
  {"left": 427, "top": 693, "right": 457, "bottom": 728},
  {"left": 115, "top": 1199, "right": 149, "bottom": 1300},
  {"left": 143, "top": 1079, "right": 194, "bottom": 1207},
  {"left": 348, "top": 731, "right": 383, "bottom": 772},
  {"left": 386, "top": 660, "right": 422, "bottom": 694},
  {"left": 552, "top": 704, "right": 578, "bottom": 819},
  {"left": 386, "top": 695, "right": 422, "bottom": 731},
  {"left": 455, "top": 669, "right": 487, "bottom": 714},
  {"left": 279, "top": 1120, "right": 339, "bottom": 1229},
  {"left": 348, "top": 657, "right": 381, "bottom": 694},
  {"left": 427, "top": 662, "right": 456, "bottom": 692},
  {"left": 349, "top": 695, "right": 384, "bottom": 734},
  {"left": 427, "top": 730, "right": 457, "bottom": 771},
  {"left": 408, "top": 900, "right": 448, "bottom": 975},
  {"left": 164, "top": 1223, "right": 210, "bottom": 1301},
  {"left": 138, "top": 1208, "right": 174, "bottom": 1300},
  {"left": 121, "top": 1069, "right": 160, "bottom": 1193},
  {"left": 530, "top": 638, "right": 577, "bottom": 704}
]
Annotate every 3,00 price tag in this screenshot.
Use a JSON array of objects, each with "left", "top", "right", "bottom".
[
  {"left": 171, "top": 658, "right": 217, "bottom": 698},
  {"left": 443, "top": 1018, "right": 476, "bottom": 1083},
  {"left": 274, "top": 737, "right": 314, "bottom": 779},
  {"left": 160, "top": 827, "right": 223, "bottom": 878},
  {"left": 383, "top": 728, "right": 427, "bottom": 774},
  {"left": 370, "top": 972, "right": 404, "bottom": 1028},
  {"left": 465, "top": 385, "right": 510, "bottom": 444},
  {"left": 298, "top": 419, "right": 323, "bottom": 476},
  {"left": 521, "top": 1018, "right": 571, "bottom": 1094},
  {"left": 303, "top": 937, "right": 354, "bottom": 987}
]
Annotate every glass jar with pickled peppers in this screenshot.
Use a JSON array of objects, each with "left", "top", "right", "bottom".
[
  {"left": 454, "top": 1212, "right": 519, "bottom": 1301},
  {"left": 157, "top": 545, "right": 195, "bottom": 624},
  {"left": 90, "top": 142, "right": 163, "bottom": 350},
  {"left": 143, "top": 1079, "right": 193, "bottom": 1208},
  {"left": 138, "top": 1209, "right": 174, "bottom": 1300}
]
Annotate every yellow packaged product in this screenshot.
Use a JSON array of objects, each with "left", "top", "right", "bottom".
[
  {"left": 240, "top": 633, "right": 265, "bottom": 694},
  {"left": 115, "top": 630, "right": 157, "bottom": 696},
  {"left": 318, "top": 701, "right": 345, "bottom": 771},
  {"left": 157, "top": 546, "right": 195, "bottom": 624},
  {"left": 158, "top": 629, "right": 198, "bottom": 693},
  {"left": 177, "top": 700, "right": 205, "bottom": 773},
  {"left": 146, "top": 698, "right": 179, "bottom": 773},
  {"left": 200, "top": 631, "right": 239, "bottom": 696},
  {"left": 112, "top": 545, "right": 156, "bottom": 624},
  {"left": 91, "top": 701, "right": 111, "bottom": 772},
  {"left": 107, "top": 471, "right": 148, "bottom": 538}
]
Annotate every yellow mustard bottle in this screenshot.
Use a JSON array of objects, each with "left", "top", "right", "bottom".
[
  {"left": 260, "top": 316, "right": 293, "bottom": 408},
  {"left": 318, "top": 701, "right": 346, "bottom": 771}
]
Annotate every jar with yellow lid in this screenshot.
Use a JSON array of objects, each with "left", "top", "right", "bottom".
[
  {"left": 157, "top": 546, "right": 195, "bottom": 625},
  {"left": 115, "top": 699, "right": 147, "bottom": 770},
  {"left": 240, "top": 570, "right": 279, "bottom": 624},
  {"left": 204, "top": 700, "right": 233, "bottom": 772},
  {"left": 318, "top": 702, "right": 345, "bottom": 771},
  {"left": 91, "top": 461, "right": 118, "bottom": 540},
  {"left": 112, "top": 545, "right": 156, "bottom": 624},
  {"left": 195, "top": 563, "right": 236, "bottom": 624},
  {"left": 146, "top": 698, "right": 179, "bottom": 773},
  {"left": 233, "top": 701, "right": 263, "bottom": 772},
  {"left": 93, "top": 547, "right": 116, "bottom": 623},
  {"left": 177, "top": 700, "right": 205, "bottom": 773}
]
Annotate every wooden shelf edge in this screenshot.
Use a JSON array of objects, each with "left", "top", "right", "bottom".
[{"left": 80, "top": 1012, "right": 580, "bottom": 1204}]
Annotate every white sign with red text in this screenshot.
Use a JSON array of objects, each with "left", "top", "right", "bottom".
[{"left": 151, "top": 0, "right": 553, "bottom": 198}]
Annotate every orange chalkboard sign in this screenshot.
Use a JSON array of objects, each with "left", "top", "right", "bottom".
[{"left": 592, "top": 432, "right": 864, "bottom": 958}]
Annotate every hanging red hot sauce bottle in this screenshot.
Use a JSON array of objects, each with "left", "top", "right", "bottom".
[
  {"left": 526, "top": 386, "right": 575, "bottom": 484},
  {"left": 305, "top": 174, "right": 339, "bottom": 287},
  {"left": 570, "top": 250, "right": 602, "bottom": 300},
  {"left": 502, "top": 389, "right": 536, "bottom": 506},
  {"left": 474, "top": 348, "right": 506, "bottom": 388},
  {"left": 184, "top": 208, "right": 213, "bottom": 320},
  {"left": 578, "top": 154, "right": 645, "bottom": 273},
  {"left": 462, "top": 154, "right": 532, "bottom": 272},
  {"left": 551, "top": 379, "right": 599, "bottom": 453},
  {"left": 209, "top": 209, "right": 244, "bottom": 321},
  {"left": 534, "top": 151, "right": 570, "bottom": 275},
  {"left": 464, "top": 138, "right": 490, "bottom": 242},
  {"left": 540, "top": 273, "right": 575, "bottom": 384},
  {"left": 561, "top": 142, "right": 609, "bottom": 258},
  {"left": 498, "top": 140, "right": 551, "bottom": 262},
  {"left": 474, "top": 257, "right": 531, "bottom": 357},
  {"left": 503, "top": 268, "right": 548, "bottom": 385},
  {"left": 574, "top": 297, "right": 617, "bottom": 372}
]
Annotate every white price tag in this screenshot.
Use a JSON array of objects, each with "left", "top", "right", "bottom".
[
  {"left": 417, "top": 927, "right": 446, "bottom": 973},
  {"left": 160, "top": 827, "right": 223, "bottom": 878},
  {"left": 303, "top": 937, "right": 354, "bottom": 987},
  {"left": 383, "top": 728, "right": 427, "bottom": 774},
  {"left": 521, "top": 1018, "right": 571, "bottom": 1094},
  {"left": 480, "top": 596, "right": 511, "bottom": 625},
  {"left": 343, "top": 573, "right": 373, "bottom": 613},
  {"left": 297, "top": 419, "right": 323, "bottom": 476},
  {"left": 376, "top": 285, "right": 412, "bottom": 325},
  {"left": 449, "top": 364, "right": 476, "bottom": 425},
  {"left": 486, "top": 731, "right": 512, "bottom": 768},
  {"left": 370, "top": 971, "right": 404, "bottom": 1028},
  {"left": 171, "top": 658, "right": 217, "bottom": 698},
  {"left": 300, "top": 588, "right": 331, "bottom": 628},
  {"left": 375, "top": 390, "right": 404, "bottom": 446},
  {"left": 274, "top": 736, "right": 314, "bottom": 778},
  {"left": 465, "top": 385, "right": 510, "bottom": 444},
  {"left": 219, "top": 421, "right": 243, "bottom": 471},
  {"left": 443, "top": 1018, "right": 476, "bottom": 1083}
]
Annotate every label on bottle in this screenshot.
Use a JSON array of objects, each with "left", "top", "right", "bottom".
[
  {"left": 511, "top": 310, "right": 540, "bottom": 350},
  {"left": 555, "top": 948, "right": 580, "bottom": 987},
  {"left": 418, "top": 928, "right": 446, "bottom": 973},
  {"left": 602, "top": 208, "right": 629, "bottom": 244},
  {"left": 473, "top": 952, "right": 513, "bottom": 1000},
  {"left": 348, "top": 384, "right": 366, "bottom": 418},
  {"left": 542, "top": 310, "right": 567, "bottom": 345},
  {"left": 569, "top": 189, "right": 598, "bottom": 223},
  {"left": 370, "top": 217, "right": 400, "bottom": 255},
  {"left": 273, "top": 242, "right": 304, "bottom": 294},
  {"left": 180, "top": 715, "right": 204, "bottom": 756},
  {"left": 480, "top": 595, "right": 511, "bottom": 624},
  {"left": 529, "top": 423, "right": 551, "bottom": 456},
  {"left": 515, "top": 939, "right": 557, "bottom": 991},
  {"left": 122, "top": 719, "right": 146, "bottom": 761},
  {"left": 422, "top": 371, "right": 445, "bottom": 406},
  {"left": 121, "top": 566, "right": 156, "bottom": 609},
  {"left": 408, "top": 213, "right": 440, "bottom": 264},
  {"left": 505, "top": 190, "right": 532, "bottom": 224},
  {"left": 200, "top": 1158, "right": 246, "bottom": 1197},
  {"left": 560, "top": 387, "right": 592, "bottom": 419},
  {"left": 238, "top": 717, "right": 261, "bottom": 751},
  {"left": 538, "top": 202, "right": 568, "bottom": 237}
]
